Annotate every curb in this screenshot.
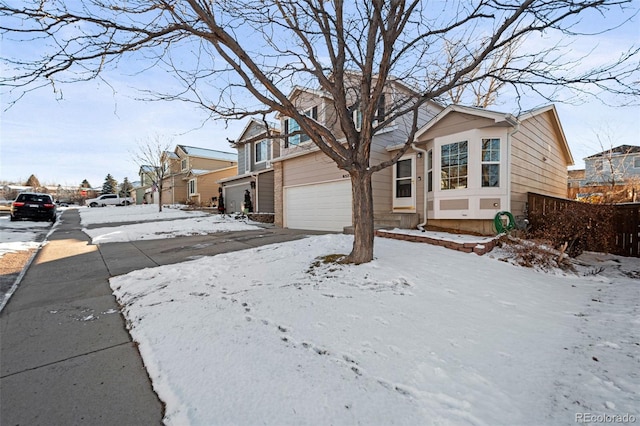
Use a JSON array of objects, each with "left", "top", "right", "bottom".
[{"left": 0, "top": 218, "right": 59, "bottom": 313}]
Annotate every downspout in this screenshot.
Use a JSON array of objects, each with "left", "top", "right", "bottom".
[{"left": 412, "top": 142, "right": 429, "bottom": 231}]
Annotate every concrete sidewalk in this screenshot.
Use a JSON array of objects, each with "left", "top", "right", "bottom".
[{"left": 1, "top": 209, "right": 322, "bottom": 425}]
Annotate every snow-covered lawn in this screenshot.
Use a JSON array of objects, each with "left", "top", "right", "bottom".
[
  {"left": 98, "top": 206, "right": 639, "bottom": 426},
  {"left": 79, "top": 204, "right": 210, "bottom": 225},
  {"left": 80, "top": 205, "right": 261, "bottom": 243}
]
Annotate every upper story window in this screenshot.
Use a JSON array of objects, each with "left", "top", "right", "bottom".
[
  {"left": 255, "top": 140, "right": 271, "bottom": 163},
  {"left": 594, "top": 158, "right": 604, "bottom": 172},
  {"left": 181, "top": 158, "right": 188, "bottom": 171},
  {"left": 481, "top": 138, "right": 500, "bottom": 187},
  {"left": 352, "top": 94, "right": 386, "bottom": 130},
  {"left": 285, "top": 106, "right": 318, "bottom": 147},
  {"left": 441, "top": 141, "right": 468, "bottom": 190}
]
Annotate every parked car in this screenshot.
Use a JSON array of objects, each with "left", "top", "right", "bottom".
[
  {"left": 85, "top": 193, "right": 134, "bottom": 207},
  {"left": 10, "top": 192, "right": 57, "bottom": 222}
]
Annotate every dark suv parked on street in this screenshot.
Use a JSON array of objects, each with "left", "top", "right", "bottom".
[{"left": 10, "top": 193, "right": 57, "bottom": 222}]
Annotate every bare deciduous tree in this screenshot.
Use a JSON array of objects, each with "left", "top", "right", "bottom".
[
  {"left": 1, "top": 0, "right": 638, "bottom": 263},
  {"left": 132, "top": 135, "right": 173, "bottom": 212}
]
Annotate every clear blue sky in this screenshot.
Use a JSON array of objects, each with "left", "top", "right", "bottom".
[{"left": 1, "top": 4, "right": 638, "bottom": 189}]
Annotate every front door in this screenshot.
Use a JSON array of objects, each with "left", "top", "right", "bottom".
[{"left": 393, "top": 154, "right": 416, "bottom": 212}]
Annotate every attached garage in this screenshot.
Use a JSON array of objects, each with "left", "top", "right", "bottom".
[
  {"left": 284, "top": 180, "right": 352, "bottom": 232},
  {"left": 223, "top": 181, "right": 252, "bottom": 213}
]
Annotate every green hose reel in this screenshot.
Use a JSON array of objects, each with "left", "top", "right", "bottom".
[{"left": 494, "top": 211, "right": 515, "bottom": 234}]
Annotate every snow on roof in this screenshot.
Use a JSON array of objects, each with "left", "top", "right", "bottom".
[{"left": 178, "top": 145, "right": 237, "bottom": 162}]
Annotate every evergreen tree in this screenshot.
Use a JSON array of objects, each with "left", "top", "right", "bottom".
[
  {"left": 102, "top": 174, "right": 118, "bottom": 194},
  {"left": 80, "top": 179, "right": 92, "bottom": 188},
  {"left": 26, "top": 174, "right": 41, "bottom": 189},
  {"left": 119, "top": 177, "right": 133, "bottom": 197}
]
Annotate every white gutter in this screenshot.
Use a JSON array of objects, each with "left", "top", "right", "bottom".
[
  {"left": 507, "top": 121, "right": 521, "bottom": 214},
  {"left": 411, "top": 142, "right": 429, "bottom": 231}
]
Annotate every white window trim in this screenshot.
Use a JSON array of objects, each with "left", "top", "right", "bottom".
[
  {"left": 481, "top": 137, "right": 501, "bottom": 188},
  {"left": 255, "top": 140, "right": 271, "bottom": 164},
  {"left": 245, "top": 144, "right": 251, "bottom": 171},
  {"left": 188, "top": 179, "right": 197, "bottom": 195},
  {"left": 181, "top": 158, "right": 188, "bottom": 172}
]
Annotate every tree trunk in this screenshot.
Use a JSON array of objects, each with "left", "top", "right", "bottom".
[
  {"left": 347, "top": 171, "right": 375, "bottom": 264},
  {"left": 157, "top": 185, "right": 163, "bottom": 212}
]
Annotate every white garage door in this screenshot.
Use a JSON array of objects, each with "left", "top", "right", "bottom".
[{"left": 284, "top": 180, "right": 352, "bottom": 232}]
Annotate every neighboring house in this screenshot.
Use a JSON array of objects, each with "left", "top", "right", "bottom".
[
  {"left": 578, "top": 144, "right": 640, "bottom": 202},
  {"left": 137, "top": 165, "right": 157, "bottom": 204},
  {"left": 161, "top": 145, "right": 237, "bottom": 206},
  {"left": 584, "top": 145, "right": 640, "bottom": 186},
  {"left": 273, "top": 82, "right": 444, "bottom": 232},
  {"left": 219, "top": 119, "right": 280, "bottom": 213},
  {"left": 273, "top": 95, "right": 574, "bottom": 235},
  {"left": 567, "top": 169, "right": 586, "bottom": 200},
  {"left": 185, "top": 168, "right": 239, "bottom": 207}
]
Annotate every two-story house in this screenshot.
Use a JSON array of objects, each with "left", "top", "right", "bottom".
[
  {"left": 272, "top": 82, "right": 444, "bottom": 232},
  {"left": 271, "top": 84, "right": 574, "bottom": 234},
  {"left": 580, "top": 144, "right": 640, "bottom": 202},
  {"left": 219, "top": 120, "right": 280, "bottom": 214},
  {"left": 136, "top": 165, "right": 157, "bottom": 204},
  {"left": 162, "top": 145, "right": 238, "bottom": 206}
]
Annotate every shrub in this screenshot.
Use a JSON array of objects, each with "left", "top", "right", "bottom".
[{"left": 528, "top": 202, "right": 615, "bottom": 257}]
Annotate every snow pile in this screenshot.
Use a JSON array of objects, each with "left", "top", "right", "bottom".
[{"left": 111, "top": 234, "right": 639, "bottom": 425}]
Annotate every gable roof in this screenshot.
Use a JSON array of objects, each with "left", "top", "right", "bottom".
[
  {"left": 518, "top": 104, "right": 573, "bottom": 166},
  {"left": 415, "top": 104, "right": 518, "bottom": 139},
  {"left": 176, "top": 145, "right": 237, "bottom": 162},
  {"left": 234, "top": 119, "right": 280, "bottom": 146},
  {"left": 585, "top": 144, "right": 640, "bottom": 159}
]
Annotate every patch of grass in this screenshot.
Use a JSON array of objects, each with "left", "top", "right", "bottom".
[{"left": 307, "top": 254, "right": 348, "bottom": 275}]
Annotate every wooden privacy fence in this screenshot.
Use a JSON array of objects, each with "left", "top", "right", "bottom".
[{"left": 527, "top": 192, "right": 640, "bottom": 258}]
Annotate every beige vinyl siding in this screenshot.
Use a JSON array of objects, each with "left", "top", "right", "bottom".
[
  {"left": 423, "top": 113, "right": 498, "bottom": 140},
  {"left": 370, "top": 131, "right": 395, "bottom": 217},
  {"left": 510, "top": 111, "right": 569, "bottom": 215},
  {"left": 189, "top": 157, "right": 237, "bottom": 171},
  {"left": 282, "top": 150, "right": 347, "bottom": 187},
  {"left": 190, "top": 167, "right": 238, "bottom": 206}
]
